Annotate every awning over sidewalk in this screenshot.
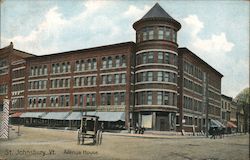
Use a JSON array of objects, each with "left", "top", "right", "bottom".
[
  {"left": 96, "top": 112, "right": 125, "bottom": 122},
  {"left": 227, "top": 121, "right": 237, "bottom": 128},
  {"left": 66, "top": 112, "right": 125, "bottom": 122},
  {"left": 20, "top": 112, "right": 47, "bottom": 118},
  {"left": 66, "top": 112, "right": 83, "bottom": 120},
  {"left": 210, "top": 119, "right": 226, "bottom": 128},
  {"left": 10, "top": 112, "right": 22, "bottom": 118},
  {"left": 42, "top": 112, "right": 70, "bottom": 120}
]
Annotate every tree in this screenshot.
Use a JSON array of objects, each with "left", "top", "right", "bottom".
[{"left": 234, "top": 87, "right": 250, "bottom": 133}]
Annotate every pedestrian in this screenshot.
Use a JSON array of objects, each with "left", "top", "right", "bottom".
[{"left": 210, "top": 127, "right": 216, "bottom": 139}]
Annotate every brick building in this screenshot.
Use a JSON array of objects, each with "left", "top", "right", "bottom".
[{"left": 0, "top": 3, "right": 224, "bottom": 132}]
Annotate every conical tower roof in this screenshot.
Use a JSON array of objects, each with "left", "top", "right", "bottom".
[
  {"left": 133, "top": 3, "right": 181, "bottom": 31},
  {"left": 142, "top": 3, "right": 173, "bottom": 20}
]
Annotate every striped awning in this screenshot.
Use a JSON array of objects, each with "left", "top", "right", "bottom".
[
  {"left": 10, "top": 112, "right": 23, "bottom": 118},
  {"left": 20, "top": 112, "right": 47, "bottom": 118},
  {"left": 41, "top": 112, "right": 70, "bottom": 120},
  {"left": 210, "top": 119, "right": 226, "bottom": 128},
  {"left": 227, "top": 121, "right": 237, "bottom": 128}
]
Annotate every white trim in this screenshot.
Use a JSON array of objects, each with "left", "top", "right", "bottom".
[
  {"left": 28, "top": 79, "right": 48, "bottom": 82},
  {"left": 99, "top": 90, "right": 126, "bottom": 93},
  {"left": 209, "top": 98, "right": 221, "bottom": 104},
  {"left": 135, "top": 105, "right": 177, "bottom": 109},
  {"left": 50, "top": 76, "right": 71, "bottom": 80},
  {"left": 208, "top": 84, "right": 221, "bottom": 93},
  {"left": 135, "top": 88, "right": 177, "bottom": 93},
  {"left": 50, "top": 87, "right": 70, "bottom": 90},
  {"left": 100, "top": 66, "right": 127, "bottom": 71},
  {"left": 99, "top": 83, "right": 126, "bottom": 87},
  {"left": 29, "top": 74, "right": 48, "bottom": 78},
  {"left": 28, "top": 89, "right": 46, "bottom": 91},
  {"left": 11, "top": 60, "right": 26, "bottom": 65},
  {"left": 74, "top": 69, "right": 97, "bottom": 73},
  {"left": 135, "top": 81, "right": 177, "bottom": 86},
  {"left": 50, "top": 72, "right": 71, "bottom": 76},
  {"left": 135, "top": 68, "right": 177, "bottom": 74},
  {"left": 100, "top": 71, "right": 126, "bottom": 76},
  {"left": 73, "top": 92, "right": 97, "bottom": 95},
  {"left": 73, "top": 85, "right": 96, "bottom": 88},
  {"left": 12, "top": 77, "right": 25, "bottom": 81},
  {"left": 135, "top": 63, "right": 178, "bottom": 69},
  {"left": 12, "top": 66, "right": 26, "bottom": 71},
  {"left": 0, "top": 66, "right": 9, "bottom": 70},
  {"left": 12, "top": 81, "right": 25, "bottom": 85},
  {"left": 136, "top": 49, "right": 178, "bottom": 55},
  {"left": 28, "top": 93, "right": 71, "bottom": 97},
  {"left": 73, "top": 74, "right": 97, "bottom": 78},
  {"left": 183, "top": 94, "right": 203, "bottom": 102},
  {"left": 208, "top": 88, "right": 221, "bottom": 95},
  {"left": 11, "top": 96, "right": 24, "bottom": 99}
]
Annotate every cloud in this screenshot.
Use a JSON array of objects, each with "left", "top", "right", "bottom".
[
  {"left": 123, "top": 5, "right": 150, "bottom": 21},
  {"left": 1, "top": 0, "right": 118, "bottom": 55}
]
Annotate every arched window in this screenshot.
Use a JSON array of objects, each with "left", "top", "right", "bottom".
[
  {"left": 102, "top": 57, "right": 107, "bottom": 69},
  {"left": 108, "top": 57, "right": 112, "bottom": 68}
]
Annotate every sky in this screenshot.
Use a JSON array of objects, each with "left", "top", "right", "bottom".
[{"left": 0, "top": 0, "right": 249, "bottom": 98}]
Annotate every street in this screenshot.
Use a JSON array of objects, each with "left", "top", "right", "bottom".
[{"left": 0, "top": 126, "right": 249, "bottom": 160}]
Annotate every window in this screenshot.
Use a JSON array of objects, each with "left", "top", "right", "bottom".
[
  {"left": 158, "top": 52, "right": 163, "bottom": 63},
  {"left": 75, "top": 61, "right": 80, "bottom": 71},
  {"left": 102, "top": 75, "right": 107, "bottom": 84},
  {"left": 115, "top": 56, "right": 120, "bottom": 67},
  {"left": 165, "top": 53, "right": 170, "bottom": 64},
  {"left": 148, "top": 28, "right": 154, "bottom": 40},
  {"left": 142, "top": 72, "right": 147, "bottom": 82},
  {"left": 107, "top": 93, "right": 111, "bottom": 105},
  {"left": 147, "top": 92, "right": 152, "bottom": 105},
  {"left": 65, "top": 95, "right": 70, "bottom": 106},
  {"left": 157, "top": 71, "right": 163, "bottom": 81},
  {"left": 172, "top": 30, "right": 177, "bottom": 42},
  {"left": 101, "top": 93, "right": 106, "bottom": 105},
  {"left": 92, "top": 77, "right": 96, "bottom": 85},
  {"left": 121, "top": 74, "right": 126, "bottom": 83},
  {"left": 60, "top": 95, "right": 64, "bottom": 107},
  {"left": 74, "top": 95, "right": 78, "bottom": 106},
  {"left": 107, "top": 75, "right": 112, "bottom": 84},
  {"left": 114, "top": 93, "right": 119, "bottom": 105},
  {"left": 121, "top": 55, "right": 126, "bottom": 67},
  {"left": 142, "top": 53, "right": 147, "bottom": 64},
  {"left": 102, "top": 57, "right": 107, "bottom": 69},
  {"left": 92, "top": 59, "right": 97, "bottom": 69},
  {"left": 114, "top": 74, "right": 119, "bottom": 84},
  {"left": 92, "top": 94, "right": 96, "bottom": 106},
  {"left": 148, "top": 72, "right": 153, "bottom": 81},
  {"left": 165, "top": 28, "right": 171, "bottom": 40},
  {"left": 158, "top": 27, "right": 164, "bottom": 39},
  {"left": 164, "top": 92, "right": 169, "bottom": 105},
  {"left": 108, "top": 57, "right": 112, "bottom": 68},
  {"left": 120, "top": 92, "right": 125, "bottom": 105},
  {"left": 143, "top": 31, "right": 147, "bottom": 41},
  {"left": 148, "top": 52, "right": 154, "bottom": 63},
  {"left": 157, "top": 92, "right": 163, "bottom": 105}
]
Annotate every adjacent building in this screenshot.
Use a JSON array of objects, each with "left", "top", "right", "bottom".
[{"left": 1, "top": 3, "right": 226, "bottom": 132}]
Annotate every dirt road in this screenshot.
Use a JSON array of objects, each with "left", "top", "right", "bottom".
[{"left": 0, "top": 126, "right": 249, "bottom": 160}]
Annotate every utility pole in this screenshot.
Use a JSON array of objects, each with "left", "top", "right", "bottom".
[{"left": 205, "top": 74, "right": 209, "bottom": 138}]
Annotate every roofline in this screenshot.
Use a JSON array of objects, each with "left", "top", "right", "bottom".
[
  {"left": 27, "top": 41, "right": 135, "bottom": 59},
  {"left": 221, "top": 94, "right": 233, "bottom": 101},
  {"left": 13, "top": 49, "right": 36, "bottom": 57},
  {"left": 178, "top": 47, "right": 223, "bottom": 77}
]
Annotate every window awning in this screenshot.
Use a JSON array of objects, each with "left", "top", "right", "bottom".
[
  {"left": 10, "top": 112, "right": 23, "bottom": 118},
  {"left": 42, "top": 112, "right": 70, "bottom": 120},
  {"left": 67, "top": 112, "right": 125, "bottom": 122},
  {"left": 20, "top": 112, "right": 47, "bottom": 118},
  {"left": 210, "top": 119, "right": 226, "bottom": 128},
  {"left": 227, "top": 121, "right": 237, "bottom": 128}
]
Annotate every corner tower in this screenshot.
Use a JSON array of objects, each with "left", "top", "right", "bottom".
[{"left": 132, "top": 3, "right": 181, "bottom": 131}]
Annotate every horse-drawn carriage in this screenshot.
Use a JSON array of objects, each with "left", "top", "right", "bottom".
[{"left": 77, "top": 115, "right": 103, "bottom": 145}]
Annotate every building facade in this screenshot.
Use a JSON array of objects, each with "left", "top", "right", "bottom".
[{"left": 1, "top": 3, "right": 225, "bottom": 132}]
